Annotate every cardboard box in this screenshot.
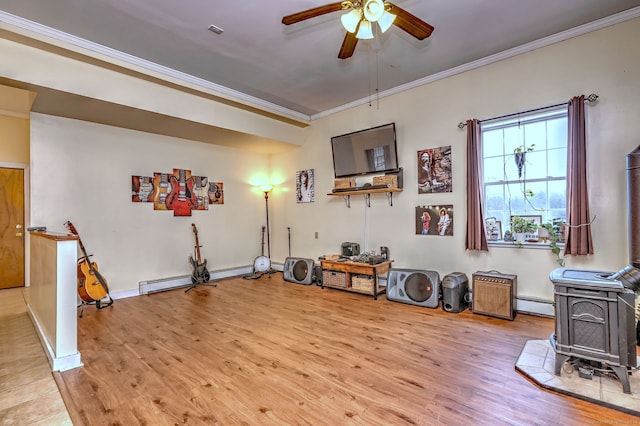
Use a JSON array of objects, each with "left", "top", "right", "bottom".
[
  {"left": 372, "top": 175, "right": 398, "bottom": 188},
  {"left": 334, "top": 178, "right": 356, "bottom": 189}
]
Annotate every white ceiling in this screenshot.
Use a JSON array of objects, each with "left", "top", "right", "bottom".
[{"left": 1, "top": 0, "right": 640, "bottom": 120}]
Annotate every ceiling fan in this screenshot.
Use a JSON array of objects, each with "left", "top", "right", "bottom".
[{"left": 282, "top": 0, "right": 434, "bottom": 59}]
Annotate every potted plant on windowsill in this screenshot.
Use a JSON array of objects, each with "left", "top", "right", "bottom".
[
  {"left": 511, "top": 216, "right": 538, "bottom": 244},
  {"left": 540, "top": 219, "right": 567, "bottom": 267}
]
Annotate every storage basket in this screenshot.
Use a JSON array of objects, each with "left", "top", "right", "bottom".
[
  {"left": 352, "top": 274, "right": 374, "bottom": 292},
  {"left": 372, "top": 175, "right": 397, "bottom": 188},
  {"left": 334, "top": 178, "right": 356, "bottom": 189},
  {"left": 323, "top": 270, "right": 347, "bottom": 288}
]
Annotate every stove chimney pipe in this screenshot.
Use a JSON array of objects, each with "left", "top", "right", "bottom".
[
  {"left": 610, "top": 145, "right": 640, "bottom": 290},
  {"left": 628, "top": 145, "right": 640, "bottom": 268}
]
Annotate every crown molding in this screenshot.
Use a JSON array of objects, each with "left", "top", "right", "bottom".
[
  {"left": 0, "top": 11, "right": 311, "bottom": 125},
  {"left": 312, "top": 6, "right": 640, "bottom": 120}
]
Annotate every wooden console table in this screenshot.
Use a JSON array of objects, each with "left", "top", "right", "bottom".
[{"left": 320, "top": 259, "right": 393, "bottom": 300}]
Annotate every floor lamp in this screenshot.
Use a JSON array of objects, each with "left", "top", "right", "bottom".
[
  {"left": 263, "top": 186, "right": 271, "bottom": 260},
  {"left": 262, "top": 186, "right": 275, "bottom": 275}
]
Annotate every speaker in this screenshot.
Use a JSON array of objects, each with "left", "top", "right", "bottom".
[
  {"left": 386, "top": 268, "right": 440, "bottom": 308},
  {"left": 283, "top": 257, "right": 315, "bottom": 285},
  {"left": 472, "top": 271, "right": 517, "bottom": 320},
  {"left": 441, "top": 272, "right": 469, "bottom": 313}
]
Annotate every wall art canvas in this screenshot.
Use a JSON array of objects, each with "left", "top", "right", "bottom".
[
  {"left": 417, "top": 146, "right": 452, "bottom": 194},
  {"left": 296, "top": 169, "right": 314, "bottom": 203},
  {"left": 142, "top": 169, "right": 222, "bottom": 214},
  {"left": 192, "top": 176, "right": 209, "bottom": 210},
  {"left": 152, "top": 172, "right": 171, "bottom": 210},
  {"left": 208, "top": 182, "right": 224, "bottom": 204},
  {"left": 132, "top": 176, "right": 154, "bottom": 202},
  {"left": 416, "top": 205, "right": 454, "bottom": 236}
]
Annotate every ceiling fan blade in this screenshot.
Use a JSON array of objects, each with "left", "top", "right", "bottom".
[
  {"left": 282, "top": 2, "right": 346, "bottom": 26},
  {"left": 386, "top": 3, "right": 434, "bottom": 40},
  {"left": 338, "top": 31, "right": 358, "bottom": 59}
]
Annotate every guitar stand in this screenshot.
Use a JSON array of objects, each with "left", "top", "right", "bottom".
[
  {"left": 78, "top": 295, "right": 114, "bottom": 318},
  {"left": 184, "top": 280, "right": 217, "bottom": 293}
]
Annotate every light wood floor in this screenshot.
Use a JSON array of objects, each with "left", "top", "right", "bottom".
[
  {"left": 5, "top": 275, "right": 639, "bottom": 425},
  {"left": 0, "top": 287, "right": 72, "bottom": 425}
]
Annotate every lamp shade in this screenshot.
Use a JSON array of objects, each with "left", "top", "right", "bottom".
[
  {"left": 340, "top": 9, "right": 361, "bottom": 33},
  {"left": 377, "top": 10, "right": 396, "bottom": 33},
  {"left": 356, "top": 19, "right": 374, "bottom": 39},
  {"left": 363, "top": 0, "right": 385, "bottom": 22}
]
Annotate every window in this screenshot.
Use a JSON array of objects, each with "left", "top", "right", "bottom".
[{"left": 481, "top": 106, "right": 567, "bottom": 240}]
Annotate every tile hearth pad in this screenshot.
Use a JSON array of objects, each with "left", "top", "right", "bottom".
[{"left": 516, "top": 339, "right": 640, "bottom": 416}]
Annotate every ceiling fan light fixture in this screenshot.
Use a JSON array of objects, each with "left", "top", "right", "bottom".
[
  {"left": 363, "top": 0, "right": 385, "bottom": 22},
  {"left": 377, "top": 10, "right": 396, "bottom": 33},
  {"left": 340, "top": 9, "right": 361, "bottom": 33},
  {"left": 356, "top": 19, "right": 374, "bottom": 39}
]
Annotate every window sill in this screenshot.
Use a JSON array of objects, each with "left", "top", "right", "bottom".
[{"left": 488, "top": 240, "right": 565, "bottom": 250}]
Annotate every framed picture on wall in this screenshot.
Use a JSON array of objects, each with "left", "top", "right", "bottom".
[
  {"left": 485, "top": 217, "right": 502, "bottom": 241},
  {"left": 416, "top": 205, "right": 454, "bottom": 236},
  {"left": 417, "top": 146, "right": 452, "bottom": 194},
  {"left": 296, "top": 169, "right": 314, "bottom": 203}
]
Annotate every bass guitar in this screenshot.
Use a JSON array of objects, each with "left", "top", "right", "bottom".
[
  {"left": 189, "top": 223, "right": 211, "bottom": 285},
  {"left": 65, "top": 221, "right": 113, "bottom": 310}
]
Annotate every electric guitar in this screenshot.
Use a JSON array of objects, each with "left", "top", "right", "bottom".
[
  {"left": 189, "top": 223, "right": 210, "bottom": 284},
  {"left": 65, "top": 221, "right": 111, "bottom": 304}
]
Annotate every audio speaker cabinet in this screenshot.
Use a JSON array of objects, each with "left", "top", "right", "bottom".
[{"left": 472, "top": 271, "right": 517, "bottom": 320}]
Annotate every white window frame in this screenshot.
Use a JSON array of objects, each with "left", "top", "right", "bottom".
[{"left": 481, "top": 105, "right": 568, "bottom": 247}]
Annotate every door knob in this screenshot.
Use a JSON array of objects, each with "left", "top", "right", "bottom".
[
  {"left": 16, "top": 232, "right": 23, "bottom": 237},
  {"left": 16, "top": 224, "right": 22, "bottom": 229}
]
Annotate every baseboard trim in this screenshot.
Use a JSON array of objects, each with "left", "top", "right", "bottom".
[
  {"left": 516, "top": 297, "right": 555, "bottom": 318},
  {"left": 26, "top": 304, "right": 83, "bottom": 371},
  {"left": 133, "top": 263, "right": 284, "bottom": 297}
]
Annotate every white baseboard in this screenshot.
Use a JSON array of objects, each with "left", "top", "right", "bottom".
[
  {"left": 516, "top": 297, "right": 555, "bottom": 317},
  {"left": 133, "top": 264, "right": 283, "bottom": 297},
  {"left": 27, "top": 304, "right": 83, "bottom": 372}
]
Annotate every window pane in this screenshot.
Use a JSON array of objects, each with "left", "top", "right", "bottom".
[
  {"left": 524, "top": 181, "right": 547, "bottom": 217},
  {"left": 548, "top": 148, "right": 567, "bottom": 177},
  {"left": 504, "top": 126, "right": 524, "bottom": 154},
  {"left": 548, "top": 118, "right": 568, "bottom": 149},
  {"left": 485, "top": 184, "right": 505, "bottom": 211},
  {"left": 483, "top": 157, "right": 505, "bottom": 183},
  {"left": 524, "top": 121, "right": 547, "bottom": 151},
  {"left": 523, "top": 150, "right": 547, "bottom": 180},
  {"left": 483, "top": 130, "right": 503, "bottom": 157}
]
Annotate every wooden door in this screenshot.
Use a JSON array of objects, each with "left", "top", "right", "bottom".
[{"left": 0, "top": 167, "right": 25, "bottom": 288}]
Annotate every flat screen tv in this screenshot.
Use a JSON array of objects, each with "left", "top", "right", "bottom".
[{"left": 331, "top": 123, "right": 399, "bottom": 178}]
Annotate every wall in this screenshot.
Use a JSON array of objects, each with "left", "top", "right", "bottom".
[
  {"left": 0, "top": 114, "right": 29, "bottom": 164},
  {"left": 271, "top": 17, "right": 640, "bottom": 302},
  {"left": 9, "top": 17, "right": 640, "bottom": 303},
  {"left": 30, "top": 113, "right": 271, "bottom": 294}
]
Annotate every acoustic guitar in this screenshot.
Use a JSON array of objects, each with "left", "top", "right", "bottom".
[
  {"left": 65, "top": 221, "right": 111, "bottom": 304},
  {"left": 189, "top": 223, "right": 210, "bottom": 284}
]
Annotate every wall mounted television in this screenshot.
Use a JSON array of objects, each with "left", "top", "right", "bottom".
[{"left": 331, "top": 123, "right": 399, "bottom": 178}]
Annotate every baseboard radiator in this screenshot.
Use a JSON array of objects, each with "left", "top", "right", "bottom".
[
  {"left": 138, "top": 263, "right": 283, "bottom": 295},
  {"left": 515, "top": 296, "right": 554, "bottom": 317}
]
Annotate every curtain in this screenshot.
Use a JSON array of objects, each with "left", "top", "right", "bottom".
[
  {"left": 565, "top": 95, "right": 594, "bottom": 255},
  {"left": 466, "top": 119, "right": 488, "bottom": 251}
]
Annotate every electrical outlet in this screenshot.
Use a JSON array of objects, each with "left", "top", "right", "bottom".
[{"left": 315, "top": 232, "right": 318, "bottom": 239}]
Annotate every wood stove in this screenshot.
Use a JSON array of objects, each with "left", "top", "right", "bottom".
[{"left": 551, "top": 268, "right": 637, "bottom": 393}]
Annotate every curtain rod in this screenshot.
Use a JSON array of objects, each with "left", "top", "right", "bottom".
[{"left": 457, "top": 93, "right": 598, "bottom": 129}]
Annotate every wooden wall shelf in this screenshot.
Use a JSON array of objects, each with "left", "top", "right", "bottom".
[{"left": 327, "top": 188, "right": 403, "bottom": 207}]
